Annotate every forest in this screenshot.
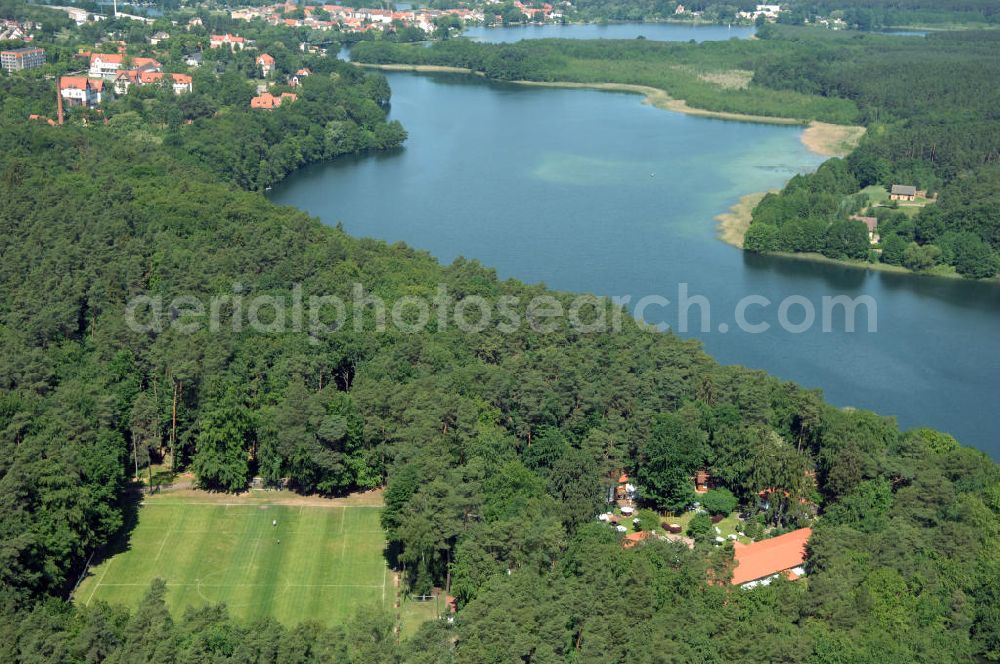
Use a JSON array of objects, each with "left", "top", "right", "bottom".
[
  {"left": 1, "top": 68, "right": 999, "bottom": 663},
  {"left": 2, "top": 6, "right": 1000, "bottom": 663},
  {"left": 745, "top": 27, "right": 1000, "bottom": 277}
]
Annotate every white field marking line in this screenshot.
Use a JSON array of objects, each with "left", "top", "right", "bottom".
[
  {"left": 244, "top": 529, "right": 263, "bottom": 576},
  {"left": 84, "top": 558, "right": 114, "bottom": 607},
  {"left": 381, "top": 565, "right": 387, "bottom": 606},
  {"left": 340, "top": 506, "right": 348, "bottom": 560},
  {"left": 97, "top": 582, "right": 385, "bottom": 588},
  {"left": 153, "top": 527, "right": 172, "bottom": 562}
]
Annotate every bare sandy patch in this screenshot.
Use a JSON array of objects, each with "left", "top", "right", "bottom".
[
  {"left": 697, "top": 69, "right": 753, "bottom": 90},
  {"left": 801, "top": 121, "right": 866, "bottom": 157},
  {"left": 715, "top": 191, "right": 770, "bottom": 248}
]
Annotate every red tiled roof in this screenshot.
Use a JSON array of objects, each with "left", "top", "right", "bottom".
[
  {"left": 90, "top": 53, "right": 123, "bottom": 64},
  {"left": 132, "top": 57, "right": 162, "bottom": 69},
  {"left": 60, "top": 75, "right": 89, "bottom": 90},
  {"left": 138, "top": 71, "right": 192, "bottom": 85},
  {"left": 730, "top": 528, "right": 811, "bottom": 585},
  {"left": 257, "top": 53, "right": 275, "bottom": 65},
  {"left": 251, "top": 92, "right": 277, "bottom": 109},
  {"left": 618, "top": 474, "right": 629, "bottom": 484},
  {"left": 623, "top": 530, "right": 655, "bottom": 549}
]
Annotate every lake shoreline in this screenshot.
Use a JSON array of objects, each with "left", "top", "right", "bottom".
[
  {"left": 714, "top": 201, "right": 981, "bottom": 281},
  {"left": 357, "top": 64, "right": 865, "bottom": 157},
  {"left": 715, "top": 191, "right": 770, "bottom": 248}
]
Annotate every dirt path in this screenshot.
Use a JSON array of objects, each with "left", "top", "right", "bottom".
[{"left": 143, "top": 486, "right": 385, "bottom": 508}]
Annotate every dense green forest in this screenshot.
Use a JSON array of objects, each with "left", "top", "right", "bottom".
[
  {"left": 745, "top": 28, "right": 1000, "bottom": 277},
  {"left": 790, "top": 0, "right": 1000, "bottom": 27},
  {"left": 351, "top": 36, "right": 861, "bottom": 123},
  {"left": 1, "top": 68, "right": 999, "bottom": 664},
  {"left": 2, "top": 6, "right": 1000, "bottom": 661}
]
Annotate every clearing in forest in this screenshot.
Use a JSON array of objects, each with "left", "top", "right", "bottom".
[{"left": 74, "top": 491, "right": 406, "bottom": 626}]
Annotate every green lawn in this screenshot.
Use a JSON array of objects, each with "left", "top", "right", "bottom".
[
  {"left": 74, "top": 496, "right": 391, "bottom": 626},
  {"left": 665, "top": 510, "right": 751, "bottom": 544}
]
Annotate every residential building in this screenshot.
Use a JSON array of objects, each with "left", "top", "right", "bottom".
[
  {"left": 149, "top": 31, "right": 170, "bottom": 45},
  {"left": 890, "top": 184, "right": 917, "bottom": 201},
  {"left": 89, "top": 53, "right": 161, "bottom": 79},
  {"left": 289, "top": 67, "right": 311, "bottom": 86},
  {"left": 257, "top": 53, "right": 275, "bottom": 77},
  {"left": 184, "top": 52, "right": 203, "bottom": 68},
  {"left": 51, "top": 5, "right": 99, "bottom": 25},
  {"left": 0, "top": 19, "right": 31, "bottom": 41},
  {"left": 1, "top": 46, "right": 45, "bottom": 72},
  {"left": 115, "top": 70, "right": 192, "bottom": 95},
  {"left": 694, "top": 469, "right": 711, "bottom": 494},
  {"left": 731, "top": 527, "right": 811, "bottom": 588},
  {"left": 250, "top": 91, "right": 298, "bottom": 109},
  {"left": 850, "top": 215, "right": 880, "bottom": 244},
  {"left": 60, "top": 76, "right": 104, "bottom": 108},
  {"left": 210, "top": 34, "right": 246, "bottom": 50}
]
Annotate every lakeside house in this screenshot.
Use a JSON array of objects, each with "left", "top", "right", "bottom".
[
  {"left": 890, "top": 184, "right": 917, "bottom": 201},
  {"left": 850, "top": 215, "right": 880, "bottom": 244},
  {"left": 731, "top": 527, "right": 811, "bottom": 588}
]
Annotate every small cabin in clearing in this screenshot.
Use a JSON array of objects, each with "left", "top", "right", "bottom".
[{"left": 890, "top": 184, "right": 917, "bottom": 201}]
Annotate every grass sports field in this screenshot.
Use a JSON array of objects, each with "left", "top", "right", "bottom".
[{"left": 74, "top": 490, "right": 421, "bottom": 627}]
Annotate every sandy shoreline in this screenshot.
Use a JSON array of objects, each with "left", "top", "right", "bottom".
[
  {"left": 356, "top": 62, "right": 482, "bottom": 75},
  {"left": 355, "top": 64, "right": 865, "bottom": 157},
  {"left": 715, "top": 192, "right": 770, "bottom": 248},
  {"left": 357, "top": 63, "right": 876, "bottom": 263}
]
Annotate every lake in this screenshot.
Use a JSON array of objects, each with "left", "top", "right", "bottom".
[
  {"left": 462, "top": 22, "right": 755, "bottom": 43},
  {"left": 269, "top": 71, "right": 1000, "bottom": 457}
]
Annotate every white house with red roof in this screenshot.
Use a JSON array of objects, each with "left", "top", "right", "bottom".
[
  {"left": 115, "top": 70, "right": 192, "bottom": 95},
  {"left": 210, "top": 34, "right": 246, "bottom": 50},
  {"left": 256, "top": 53, "right": 275, "bottom": 77},
  {"left": 60, "top": 76, "right": 104, "bottom": 108},
  {"left": 89, "top": 53, "right": 161, "bottom": 79}
]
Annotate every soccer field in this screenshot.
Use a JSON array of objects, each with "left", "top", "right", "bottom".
[{"left": 74, "top": 495, "right": 391, "bottom": 625}]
